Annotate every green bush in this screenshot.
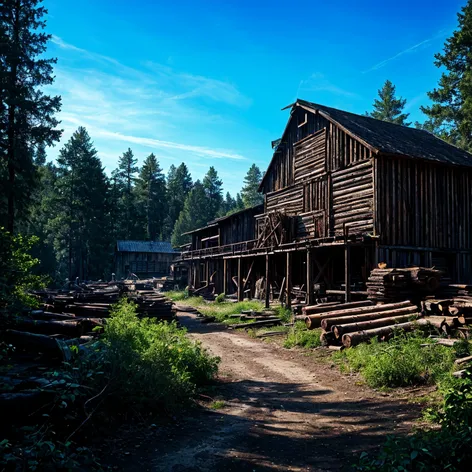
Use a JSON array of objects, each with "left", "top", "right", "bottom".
[
  {"left": 355, "top": 371, "right": 472, "bottom": 471},
  {"left": 103, "top": 299, "right": 220, "bottom": 408},
  {"left": 334, "top": 333, "right": 456, "bottom": 388},
  {"left": 166, "top": 289, "right": 189, "bottom": 301},
  {"left": 215, "top": 293, "right": 225, "bottom": 303},
  {"left": 284, "top": 321, "right": 322, "bottom": 349}
]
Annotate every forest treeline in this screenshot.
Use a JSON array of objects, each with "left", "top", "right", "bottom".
[
  {"left": 6, "top": 126, "right": 264, "bottom": 282},
  {"left": 2, "top": 0, "right": 472, "bottom": 283}
]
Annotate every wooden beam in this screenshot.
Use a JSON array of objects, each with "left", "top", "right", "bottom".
[
  {"left": 265, "top": 254, "right": 270, "bottom": 309},
  {"left": 344, "top": 227, "right": 351, "bottom": 303},
  {"left": 286, "top": 252, "right": 292, "bottom": 309},
  {"left": 307, "top": 249, "right": 314, "bottom": 305},
  {"left": 223, "top": 259, "right": 227, "bottom": 295},
  {"left": 205, "top": 260, "right": 210, "bottom": 285},
  {"left": 237, "top": 258, "right": 243, "bottom": 302},
  {"left": 242, "top": 260, "right": 255, "bottom": 291}
]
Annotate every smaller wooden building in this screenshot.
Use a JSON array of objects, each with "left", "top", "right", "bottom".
[{"left": 115, "top": 241, "right": 178, "bottom": 278}]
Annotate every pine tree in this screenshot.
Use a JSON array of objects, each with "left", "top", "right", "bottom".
[
  {"left": 48, "top": 127, "right": 109, "bottom": 280},
  {"left": 115, "top": 148, "right": 138, "bottom": 239},
  {"left": 203, "top": 166, "right": 223, "bottom": 221},
  {"left": 0, "top": 0, "right": 61, "bottom": 232},
  {"left": 134, "top": 153, "right": 167, "bottom": 240},
  {"left": 241, "top": 164, "right": 263, "bottom": 208},
  {"left": 235, "top": 193, "right": 244, "bottom": 211},
  {"left": 420, "top": 1, "right": 472, "bottom": 150},
  {"left": 366, "top": 80, "right": 410, "bottom": 126},
  {"left": 171, "top": 181, "right": 209, "bottom": 247},
  {"left": 164, "top": 163, "right": 193, "bottom": 239},
  {"left": 219, "top": 191, "right": 236, "bottom": 216}
]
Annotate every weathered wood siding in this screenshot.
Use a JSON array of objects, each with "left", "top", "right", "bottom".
[
  {"left": 374, "top": 155, "right": 472, "bottom": 249},
  {"left": 261, "top": 107, "right": 374, "bottom": 194},
  {"left": 332, "top": 160, "right": 374, "bottom": 235},
  {"left": 219, "top": 206, "right": 263, "bottom": 245}
]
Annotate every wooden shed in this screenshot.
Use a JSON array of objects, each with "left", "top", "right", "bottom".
[
  {"left": 115, "top": 241, "right": 179, "bottom": 278},
  {"left": 178, "top": 99, "right": 472, "bottom": 305}
]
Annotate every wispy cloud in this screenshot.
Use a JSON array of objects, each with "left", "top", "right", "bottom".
[
  {"left": 363, "top": 30, "right": 447, "bottom": 73},
  {"left": 47, "top": 35, "right": 251, "bottom": 175},
  {"left": 297, "top": 72, "right": 359, "bottom": 99}
]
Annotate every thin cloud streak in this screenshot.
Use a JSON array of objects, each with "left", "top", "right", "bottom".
[{"left": 363, "top": 30, "right": 447, "bottom": 73}]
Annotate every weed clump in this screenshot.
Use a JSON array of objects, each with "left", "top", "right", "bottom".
[
  {"left": 334, "top": 332, "right": 457, "bottom": 389},
  {"left": 284, "top": 321, "right": 323, "bottom": 349}
]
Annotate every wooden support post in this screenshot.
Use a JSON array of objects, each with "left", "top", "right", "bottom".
[
  {"left": 344, "top": 227, "right": 351, "bottom": 303},
  {"left": 265, "top": 254, "right": 270, "bottom": 309},
  {"left": 223, "top": 259, "right": 227, "bottom": 295},
  {"left": 286, "top": 252, "right": 292, "bottom": 309},
  {"left": 188, "top": 262, "right": 193, "bottom": 288},
  {"left": 237, "top": 257, "right": 243, "bottom": 302},
  {"left": 205, "top": 261, "right": 210, "bottom": 286},
  {"left": 307, "top": 249, "right": 313, "bottom": 305}
]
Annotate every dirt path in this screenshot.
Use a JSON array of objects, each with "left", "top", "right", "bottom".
[{"left": 114, "top": 310, "right": 423, "bottom": 472}]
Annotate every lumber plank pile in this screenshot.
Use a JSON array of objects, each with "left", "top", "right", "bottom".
[{"left": 366, "top": 267, "right": 442, "bottom": 302}]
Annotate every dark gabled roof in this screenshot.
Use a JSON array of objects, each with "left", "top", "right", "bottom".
[
  {"left": 117, "top": 241, "right": 177, "bottom": 253},
  {"left": 297, "top": 99, "right": 472, "bottom": 167},
  {"left": 208, "top": 204, "right": 264, "bottom": 225}
]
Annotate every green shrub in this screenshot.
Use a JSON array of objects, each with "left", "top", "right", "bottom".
[
  {"left": 215, "top": 293, "right": 225, "bottom": 303},
  {"left": 103, "top": 299, "right": 220, "bottom": 409},
  {"left": 334, "top": 333, "right": 456, "bottom": 389},
  {"left": 284, "top": 321, "right": 322, "bottom": 349},
  {"left": 166, "top": 289, "right": 189, "bottom": 301},
  {"left": 355, "top": 371, "right": 472, "bottom": 471}
]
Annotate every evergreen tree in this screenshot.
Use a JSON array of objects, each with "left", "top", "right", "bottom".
[
  {"left": 219, "top": 191, "right": 236, "bottom": 216},
  {"left": 134, "top": 153, "right": 167, "bottom": 240},
  {"left": 202, "top": 166, "right": 223, "bottom": 221},
  {"left": 0, "top": 0, "right": 61, "bottom": 232},
  {"left": 240, "top": 164, "right": 263, "bottom": 208},
  {"left": 366, "top": 80, "right": 411, "bottom": 126},
  {"left": 164, "top": 163, "right": 192, "bottom": 239},
  {"left": 115, "top": 148, "right": 138, "bottom": 239},
  {"left": 48, "top": 127, "right": 109, "bottom": 280},
  {"left": 171, "top": 181, "right": 208, "bottom": 247},
  {"left": 420, "top": 1, "right": 472, "bottom": 150},
  {"left": 235, "top": 193, "right": 244, "bottom": 211}
]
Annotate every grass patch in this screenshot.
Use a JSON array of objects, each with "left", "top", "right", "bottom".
[
  {"left": 166, "top": 289, "right": 191, "bottom": 301},
  {"left": 333, "top": 332, "right": 459, "bottom": 389},
  {"left": 209, "top": 400, "right": 226, "bottom": 409},
  {"left": 284, "top": 321, "right": 323, "bottom": 349}
]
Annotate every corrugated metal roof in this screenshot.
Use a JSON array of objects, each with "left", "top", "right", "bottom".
[{"left": 116, "top": 241, "right": 178, "bottom": 253}]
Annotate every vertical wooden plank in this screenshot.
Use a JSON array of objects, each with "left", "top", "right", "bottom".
[
  {"left": 286, "top": 252, "right": 292, "bottom": 309},
  {"left": 237, "top": 257, "right": 243, "bottom": 302},
  {"left": 306, "top": 249, "right": 313, "bottom": 305},
  {"left": 265, "top": 254, "right": 270, "bottom": 309},
  {"left": 345, "top": 229, "right": 351, "bottom": 303},
  {"left": 223, "top": 259, "right": 227, "bottom": 295}
]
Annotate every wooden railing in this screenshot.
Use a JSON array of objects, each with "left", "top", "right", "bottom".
[{"left": 179, "top": 239, "right": 258, "bottom": 260}]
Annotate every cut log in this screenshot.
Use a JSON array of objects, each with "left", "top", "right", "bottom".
[
  {"left": 322, "top": 306, "right": 419, "bottom": 331},
  {"left": 11, "top": 318, "right": 85, "bottom": 337},
  {"left": 342, "top": 319, "right": 429, "bottom": 348},
  {"left": 333, "top": 313, "right": 419, "bottom": 338},
  {"left": 305, "top": 300, "right": 414, "bottom": 329},
  {"left": 302, "top": 300, "right": 372, "bottom": 315},
  {"left": 455, "top": 355, "right": 472, "bottom": 366},
  {"left": 29, "top": 311, "right": 76, "bottom": 321},
  {"left": 0, "top": 390, "right": 56, "bottom": 419},
  {"left": 2, "top": 330, "right": 70, "bottom": 360}
]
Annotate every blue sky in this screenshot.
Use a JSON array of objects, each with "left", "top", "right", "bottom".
[{"left": 44, "top": 0, "right": 464, "bottom": 195}]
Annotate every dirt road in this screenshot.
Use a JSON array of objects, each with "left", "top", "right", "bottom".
[{"left": 115, "top": 310, "right": 422, "bottom": 471}]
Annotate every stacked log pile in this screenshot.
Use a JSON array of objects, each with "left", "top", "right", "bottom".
[
  {"left": 301, "top": 300, "right": 459, "bottom": 348},
  {"left": 367, "top": 267, "right": 442, "bottom": 302}
]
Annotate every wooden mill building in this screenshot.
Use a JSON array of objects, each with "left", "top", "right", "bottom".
[
  {"left": 115, "top": 241, "right": 178, "bottom": 279},
  {"left": 178, "top": 99, "right": 472, "bottom": 306}
]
